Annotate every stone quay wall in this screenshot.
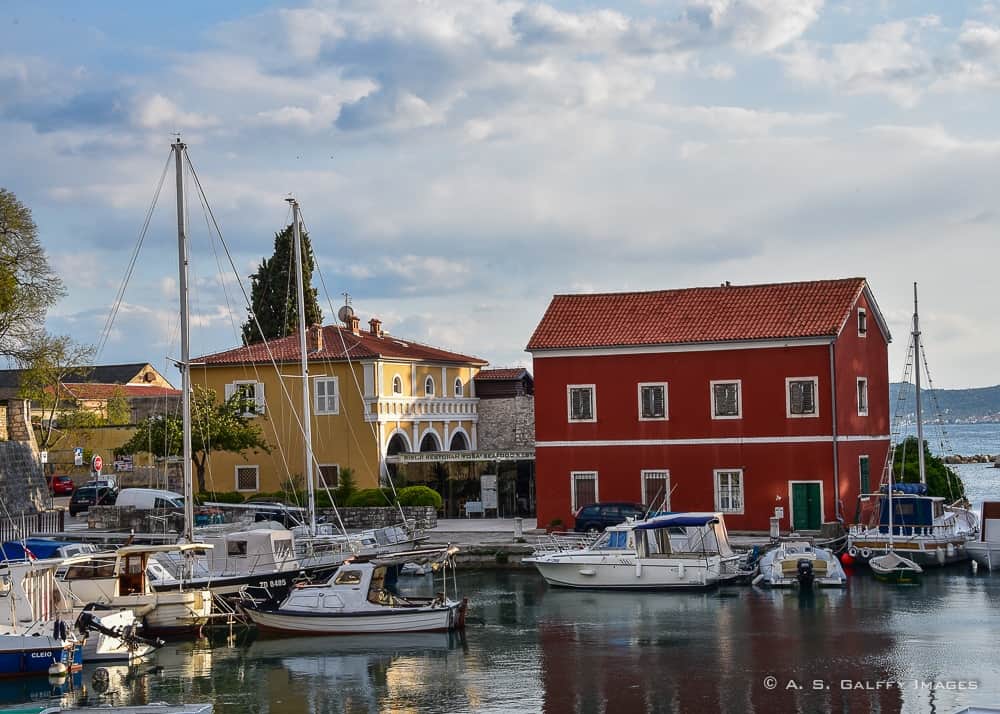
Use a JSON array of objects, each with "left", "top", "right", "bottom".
[
  {"left": 318, "top": 506, "right": 437, "bottom": 530},
  {"left": 88, "top": 505, "right": 184, "bottom": 533},
  {"left": 0, "top": 399, "right": 49, "bottom": 514}
]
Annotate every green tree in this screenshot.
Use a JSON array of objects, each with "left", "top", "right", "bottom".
[
  {"left": 16, "top": 334, "right": 95, "bottom": 448},
  {"left": 119, "top": 385, "right": 270, "bottom": 492},
  {"left": 241, "top": 223, "right": 322, "bottom": 345},
  {"left": 0, "top": 189, "right": 66, "bottom": 362},
  {"left": 891, "top": 436, "right": 967, "bottom": 501},
  {"left": 105, "top": 386, "right": 131, "bottom": 425}
]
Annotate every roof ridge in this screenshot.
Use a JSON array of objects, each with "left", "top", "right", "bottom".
[{"left": 549, "top": 277, "right": 864, "bottom": 299}]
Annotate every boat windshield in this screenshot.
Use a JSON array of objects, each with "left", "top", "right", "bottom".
[{"left": 592, "top": 531, "right": 630, "bottom": 550}]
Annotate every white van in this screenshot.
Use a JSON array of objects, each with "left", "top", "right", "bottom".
[{"left": 115, "top": 488, "right": 184, "bottom": 510}]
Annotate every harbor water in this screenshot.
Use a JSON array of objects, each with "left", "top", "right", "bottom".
[{"left": 4, "top": 567, "right": 999, "bottom": 714}]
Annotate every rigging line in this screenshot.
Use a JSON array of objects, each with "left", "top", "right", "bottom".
[
  {"left": 182, "top": 153, "right": 310, "bottom": 501},
  {"left": 96, "top": 151, "right": 172, "bottom": 360},
  {"left": 917, "top": 340, "right": 957, "bottom": 501}
]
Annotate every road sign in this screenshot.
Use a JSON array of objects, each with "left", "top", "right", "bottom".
[
  {"left": 73, "top": 448, "right": 83, "bottom": 466},
  {"left": 40, "top": 451, "right": 48, "bottom": 464},
  {"left": 92, "top": 454, "right": 103, "bottom": 474}
]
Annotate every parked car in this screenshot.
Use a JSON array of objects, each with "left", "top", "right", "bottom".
[
  {"left": 573, "top": 502, "right": 648, "bottom": 533},
  {"left": 48, "top": 474, "right": 75, "bottom": 496},
  {"left": 115, "top": 488, "right": 184, "bottom": 510},
  {"left": 68, "top": 485, "right": 118, "bottom": 516}
]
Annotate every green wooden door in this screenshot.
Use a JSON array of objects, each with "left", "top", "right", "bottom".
[{"left": 792, "top": 483, "right": 822, "bottom": 530}]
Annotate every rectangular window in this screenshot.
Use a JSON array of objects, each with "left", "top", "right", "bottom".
[
  {"left": 571, "top": 471, "right": 598, "bottom": 511},
  {"left": 567, "top": 385, "right": 596, "bottom": 422},
  {"left": 225, "top": 381, "right": 265, "bottom": 416},
  {"left": 857, "top": 377, "right": 869, "bottom": 416},
  {"left": 638, "top": 383, "right": 668, "bottom": 420},
  {"left": 786, "top": 377, "right": 818, "bottom": 417},
  {"left": 714, "top": 469, "right": 744, "bottom": 514},
  {"left": 318, "top": 464, "right": 340, "bottom": 489},
  {"left": 858, "top": 308, "right": 868, "bottom": 337},
  {"left": 859, "top": 455, "right": 870, "bottom": 493},
  {"left": 314, "top": 377, "right": 339, "bottom": 415},
  {"left": 711, "top": 380, "right": 742, "bottom": 419},
  {"left": 235, "top": 465, "right": 259, "bottom": 492},
  {"left": 641, "top": 470, "right": 670, "bottom": 509}
]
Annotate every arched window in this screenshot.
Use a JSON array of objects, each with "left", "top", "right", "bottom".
[
  {"left": 424, "top": 376, "right": 435, "bottom": 396},
  {"left": 419, "top": 432, "right": 441, "bottom": 452},
  {"left": 454, "top": 378, "right": 463, "bottom": 397},
  {"left": 392, "top": 375, "right": 403, "bottom": 395},
  {"left": 449, "top": 431, "right": 469, "bottom": 451}
]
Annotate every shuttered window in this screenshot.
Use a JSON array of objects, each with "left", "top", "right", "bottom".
[
  {"left": 571, "top": 472, "right": 598, "bottom": 511},
  {"left": 857, "top": 378, "right": 869, "bottom": 415},
  {"left": 235, "top": 466, "right": 259, "bottom": 492},
  {"left": 639, "top": 383, "right": 667, "bottom": 420},
  {"left": 641, "top": 470, "right": 670, "bottom": 509},
  {"left": 711, "top": 381, "right": 741, "bottom": 418},
  {"left": 567, "top": 385, "right": 596, "bottom": 422},
  {"left": 859, "top": 456, "right": 870, "bottom": 493},
  {"left": 225, "top": 381, "right": 265, "bottom": 416},
  {"left": 714, "top": 470, "right": 744, "bottom": 513},
  {"left": 787, "top": 378, "right": 818, "bottom": 417},
  {"left": 314, "top": 377, "right": 339, "bottom": 415}
]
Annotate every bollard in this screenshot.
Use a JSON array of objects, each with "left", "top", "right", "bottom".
[{"left": 513, "top": 517, "right": 523, "bottom": 539}]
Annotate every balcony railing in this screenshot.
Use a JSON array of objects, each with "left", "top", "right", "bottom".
[{"left": 365, "top": 396, "right": 479, "bottom": 421}]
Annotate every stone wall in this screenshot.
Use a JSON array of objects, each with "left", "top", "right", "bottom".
[
  {"left": 318, "top": 506, "right": 437, "bottom": 530},
  {"left": 476, "top": 395, "right": 535, "bottom": 451},
  {"left": 88, "top": 505, "right": 184, "bottom": 533},
  {"left": 0, "top": 402, "right": 8, "bottom": 441},
  {"left": 0, "top": 399, "right": 48, "bottom": 514}
]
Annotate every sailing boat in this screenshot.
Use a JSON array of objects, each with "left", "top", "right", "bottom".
[
  {"left": 849, "top": 283, "right": 979, "bottom": 571},
  {"left": 869, "top": 447, "right": 923, "bottom": 584}
]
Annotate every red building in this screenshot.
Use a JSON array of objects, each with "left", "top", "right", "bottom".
[{"left": 526, "top": 278, "right": 891, "bottom": 532}]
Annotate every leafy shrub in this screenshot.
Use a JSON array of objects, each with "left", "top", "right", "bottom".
[
  {"left": 346, "top": 488, "right": 396, "bottom": 507},
  {"left": 396, "top": 485, "right": 443, "bottom": 509},
  {"left": 335, "top": 468, "right": 357, "bottom": 505},
  {"left": 196, "top": 491, "right": 245, "bottom": 504}
]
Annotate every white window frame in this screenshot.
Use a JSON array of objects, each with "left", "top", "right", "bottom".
[
  {"left": 424, "top": 376, "right": 435, "bottom": 396},
  {"left": 857, "top": 307, "right": 867, "bottom": 337},
  {"left": 570, "top": 471, "right": 599, "bottom": 512},
  {"left": 566, "top": 384, "right": 597, "bottom": 423},
  {"left": 235, "top": 465, "right": 259, "bottom": 492},
  {"left": 713, "top": 469, "right": 744, "bottom": 514},
  {"left": 392, "top": 375, "right": 403, "bottom": 395},
  {"left": 314, "top": 376, "right": 340, "bottom": 415},
  {"left": 641, "top": 469, "right": 670, "bottom": 508},
  {"left": 637, "top": 382, "right": 669, "bottom": 421},
  {"left": 785, "top": 376, "right": 819, "bottom": 418},
  {"left": 857, "top": 377, "right": 869, "bottom": 416},
  {"left": 454, "top": 377, "right": 463, "bottom": 397},
  {"left": 710, "top": 379, "right": 742, "bottom": 420},
  {"left": 227, "top": 380, "right": 264, "bottom": 417},
  {"left": 318, "top": 463, "right": 340, "bottom": 489}
]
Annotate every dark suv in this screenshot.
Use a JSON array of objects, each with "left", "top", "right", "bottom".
[
  {"left": 69, "top": 485, "right": 117, "bottom": 516},
  {"left": 573, "top": 502, "right": 647, "bottom": 532}
]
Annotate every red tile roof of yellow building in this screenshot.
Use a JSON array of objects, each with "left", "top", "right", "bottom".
[
  {"left": 196, "top": 324, "right": 488, "bottom": 366},
  {"left": 527, "top": 278, "right": 876, "bottom": 350}
]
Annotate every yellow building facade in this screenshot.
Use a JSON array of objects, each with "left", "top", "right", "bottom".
[{"left": 190, "top": 317, "right": 487, "bottom": 494}]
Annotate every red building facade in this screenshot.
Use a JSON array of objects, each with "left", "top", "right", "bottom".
[{"left": 527, "top": 278, "right": 891, "bottom": 532}]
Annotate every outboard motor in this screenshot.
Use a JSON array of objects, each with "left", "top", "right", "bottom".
[{"left": 796, "top": 558, "right": 815, "bottom": 588}]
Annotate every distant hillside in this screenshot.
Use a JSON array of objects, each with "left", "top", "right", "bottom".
[{"left": 889, "top": 383, "right": 1000, "bottom": 423}]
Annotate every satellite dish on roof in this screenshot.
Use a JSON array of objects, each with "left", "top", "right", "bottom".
[{"left": 337, "top": 304, "right": 355, "bottom": 323}]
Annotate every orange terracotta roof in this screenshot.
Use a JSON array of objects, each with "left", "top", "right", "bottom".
[
  {"left": 195, "top": 324, "right": 488, "bottom": 367},
  {"left": 59, "top": 383, "right": 181, "bottom": 400},
  {"left": 527, "top": 278, "right": 871, "bottom": 351},
  {"left": 475, "top": 368, "right": 530, "bottom": 381}
]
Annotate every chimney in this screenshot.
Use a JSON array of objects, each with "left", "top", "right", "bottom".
[
  {"left": 349, "top": 315, "right": 360, "bottom": 335},
  {"left": 368, "top": 317, "right": 383, "bottom": 338},
  {"left": 307, "top": 324, "right": 323, "bottom": 352}
]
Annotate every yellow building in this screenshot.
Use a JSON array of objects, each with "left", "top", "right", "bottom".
[{"left": 190, "top": 313, "right": 488, "bottom": 494}]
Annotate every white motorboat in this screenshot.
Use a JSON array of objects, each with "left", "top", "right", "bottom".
[
  {"left": 58, "top": 544, "right": 213, "bottom": 637},
  {"left": 754, "top": 541, "right": 847, "bottom": 588},
  {"left": 75, "top": 605, "right": 161, "bottom": 662},
  {"left": 524, "top": 512, "right": 744, "bottom": 589},
  {"left": 967, "top": 501, "right": 1000, "bottom": 570},
  {"left": 242, "top": 547, "right": 468, "bottom": 635}
]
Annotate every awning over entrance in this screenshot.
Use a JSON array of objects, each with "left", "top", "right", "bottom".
[{"left": 384, "top": 449, "right": 535, "bottom": 464}]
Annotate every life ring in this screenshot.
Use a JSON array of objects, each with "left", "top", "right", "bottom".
[
  {"left": 860, "top": 548, "right": 871, "bottom": 559},
  {"left": 847, "top": 547, "right": 858, "bottom": 557}
]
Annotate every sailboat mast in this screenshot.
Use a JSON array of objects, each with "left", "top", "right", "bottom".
[
  {"left": 912, "top": 282, "right": 926, "bottom": 485},
  {"left": 288, "top": 198, "right": 317, "bottom": 536},
  {"left": 173, "top": 139, "right": 195, "bottom": 544}
]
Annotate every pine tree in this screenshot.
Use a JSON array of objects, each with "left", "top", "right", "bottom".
[{"left": 241, "top": 223, "right": 323, "bottom": 344}]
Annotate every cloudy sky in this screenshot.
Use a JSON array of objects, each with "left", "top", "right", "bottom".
[{"left": 2, "top": 0, "right": 998, "bottom": 388}]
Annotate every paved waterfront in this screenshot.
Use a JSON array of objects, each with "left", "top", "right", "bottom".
[{"left": 5, "top": 567, "right": 998, "bottom": 713}]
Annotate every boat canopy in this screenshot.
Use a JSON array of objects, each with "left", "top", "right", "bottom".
[
  {"left": 633, "top": 514, "right": 719, "bottom": 530},
  {"left": 1, "top": 539, "right": 69, "bottom": 561},
  {"left": 881, "top": 483, "right": 928, "bottom": 495}
]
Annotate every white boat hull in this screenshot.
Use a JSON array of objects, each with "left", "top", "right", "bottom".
[
  {"left": 524, "top": 555, "right": 737, "bottom": 589},
  {"left": 756, "top": 543, "right": 847, "bottom": 588},
  {"left": 108, "top": 590, "right": 213, "bottom": 637},
  {"left": 78, "top": 609, "right": 157, "bottom": 662},
  {"left": 245, "top": 601, "right": 466, "bottom": 634},
  {"left": 847, "top": 534, "right": 969, "bottom": 567},
  {"left": 967, "top": 541, "right": 1000, "bottom": 570}
]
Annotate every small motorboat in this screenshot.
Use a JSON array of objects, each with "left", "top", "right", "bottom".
[
  {"left": 75, "top": 605, "right": 163, "bottom": 662},
  {"left": 754, "top": 541, "right": 847, "bottom": 588},
  {"left": 967, "top": 501, "right": 1000, "bottom": 571},
  {"left": 241, "top": 547, "right": 467, "bottom": 635},
  {"left": 870, "top": 551, "right": 923, "bottom": 584}
]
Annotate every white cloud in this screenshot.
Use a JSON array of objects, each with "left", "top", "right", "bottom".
[{"left": 132, "top": 94, "right": 218, "bottom": 130}]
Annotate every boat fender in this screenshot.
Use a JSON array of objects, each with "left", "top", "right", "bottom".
[
  {"left": 751, "top": 573, "right": 764, "bottom": 586},
  {"left": 860, "top": 548, "right": 871, "bottom": 559},
  {"left": 946, "top": 543, "right": 956, "bottom": 558},
  {"left": 677, "top": 562, "right": 685, "bottom": 579},
  {"left": 635, "top": 562, "right": 642, "bottom": 578},
  {"left": 936, "top": 548, "right": 946, "bottom": 564},
  {"left": 847, "top": 547, "right": 858, "bottom": 558}
]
